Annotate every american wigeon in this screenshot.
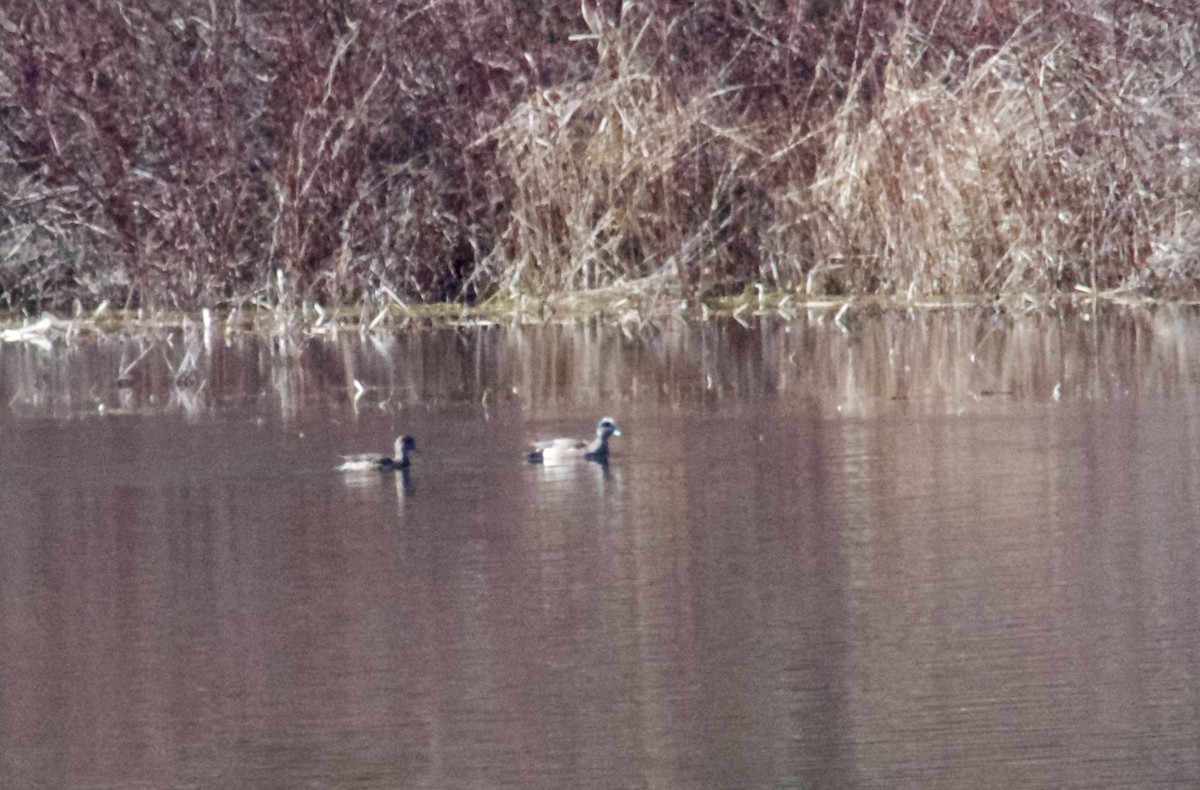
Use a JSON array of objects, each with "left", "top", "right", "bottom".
[
  {"left": 337, "top": 435, "right": 417, "bottom": 471},
  {"left": 528, "top": 417, "right": 621, "bottom": 464}
]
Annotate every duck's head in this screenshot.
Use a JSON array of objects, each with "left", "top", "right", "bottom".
[
  {"left": 597, "top": 417, "right": 621, "bottom": 439},
  {"left": 394, "top": 435, "right": 418, "bottom": 457}
]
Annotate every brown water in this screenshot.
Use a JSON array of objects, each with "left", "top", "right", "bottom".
[{"left": 3, "top": 306, "right": 1200, "bottom": 788}]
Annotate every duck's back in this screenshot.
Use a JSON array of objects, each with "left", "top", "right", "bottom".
[
  {"left": 337, "top": 453, "right": 385, "bottom": 471},
  {"left": 531, "top": 437, "right": 592, "bottom": 464}
]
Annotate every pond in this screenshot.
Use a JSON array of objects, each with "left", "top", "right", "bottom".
[{"left": 2, "top": 305, "right": 1200, "bottom": 788}]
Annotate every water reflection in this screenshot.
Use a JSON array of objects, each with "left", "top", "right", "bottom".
[
  {"left": 340, "top": 466, "right": 415, "bottom": 501},
  {"left": 531, "top": 459, "right": 612, "bottom": 484},
  {"left": 2, "top": 306, "right": 1200, "bottom": 787},
  {"left": 4, "top": 304, "right": 1200, "bottom": 421}
]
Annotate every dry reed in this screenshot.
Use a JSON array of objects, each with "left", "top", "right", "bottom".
[{"left": 1, "top": 1, "right": 1198, "bottom": 314}]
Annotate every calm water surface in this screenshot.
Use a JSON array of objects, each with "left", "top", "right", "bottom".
[{"left": 2, "top": 307, "right": 1200, "bottom": 788}]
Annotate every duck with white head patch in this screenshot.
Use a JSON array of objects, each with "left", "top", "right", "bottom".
[{"left": 528, "top": 417, "right": 621, "bottom": 464}]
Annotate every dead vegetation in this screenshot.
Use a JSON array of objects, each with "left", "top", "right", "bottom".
[{"left": 1, "top": 1, "right": 1198, "bottom": 314}]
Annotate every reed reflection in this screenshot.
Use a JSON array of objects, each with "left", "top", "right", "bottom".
[{"left": 4, "top": 305, "right": 1200, "bottom": 421}]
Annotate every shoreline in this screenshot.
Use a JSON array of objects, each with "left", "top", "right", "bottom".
[{"left": 2, "top": 285, "right": 1192, "bottom": 344}]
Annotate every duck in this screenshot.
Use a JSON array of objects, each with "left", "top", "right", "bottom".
[
  {"left": 528, "top": 417, "right": 621, "bottom": 464},
  {"left": 337, "top": 435, "right": 417, "bottom": 471}
]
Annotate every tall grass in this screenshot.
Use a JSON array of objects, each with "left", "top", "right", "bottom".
[
  {"left": 1, "top": 1, "right": 1198, "bottom": 312},
  {"left": 805, "top": 10, "right": 1200, "bottom": 296}
]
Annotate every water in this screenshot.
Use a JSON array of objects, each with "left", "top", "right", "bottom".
[{"left": 2, "top": 306, "right": 1200, "bottom": 788}]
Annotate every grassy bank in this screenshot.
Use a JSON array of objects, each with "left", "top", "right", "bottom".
[{"left": 2, "top": 1, "right": 1198, "bottom": 313}]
